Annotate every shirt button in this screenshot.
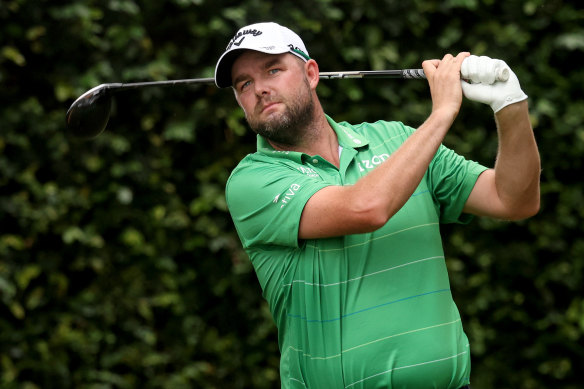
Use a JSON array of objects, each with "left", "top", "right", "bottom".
[{"left": 312, "top": 159, "right": 319, "bottom": 164}]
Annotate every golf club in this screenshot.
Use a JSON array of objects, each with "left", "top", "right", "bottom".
[
  {"left": 65, "top": 69, "right": 429, "bottom": 139},
  {"left": 65, "top": 67, "right": 508, "bottom": 140}
]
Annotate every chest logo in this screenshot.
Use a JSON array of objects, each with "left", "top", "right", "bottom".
[{"left": 357, "top": 153, "right": 390, "bottom": 172}]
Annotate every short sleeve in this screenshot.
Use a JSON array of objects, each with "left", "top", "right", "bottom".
[
  {"left": 226, "top": 158, "right": 330, "bottom": 248},
  {"left": 427, "top": 145, "right": 488, "bottom": 224}
]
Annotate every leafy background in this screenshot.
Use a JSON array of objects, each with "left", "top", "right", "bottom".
[{"left": 1, "top": 0, "right": 582, "bottom": 388}]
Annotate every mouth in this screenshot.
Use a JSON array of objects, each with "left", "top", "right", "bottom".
[
  {"left": 261, "top": 102, "right": 280, "bottom": 113},
  {"left": 257, "top": 99, "right": 282, "bottom": 115}
]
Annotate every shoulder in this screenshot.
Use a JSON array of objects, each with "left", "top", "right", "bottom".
[
  {"left": 227, "top": 152, "right": 298, "bottom": 186},
  {"left": 225, "top": 152, "right": 322, "bottom": 206},
  {"left": 334, "top": 119, "right": 416, "bottom": 152},
  {"left": 340, "top": 119, "right": 414, "bottom": 139}
]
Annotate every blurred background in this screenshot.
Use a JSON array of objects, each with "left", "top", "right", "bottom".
[{"left": 1, "top": 0, "right": 582, "bottom": 388}]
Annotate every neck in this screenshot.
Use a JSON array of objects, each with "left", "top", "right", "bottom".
[{"left": 268, "top": 104, "right": 340, "bottom": 168}]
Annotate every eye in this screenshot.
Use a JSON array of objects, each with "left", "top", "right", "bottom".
[
  {"left": 268, "top": 68, "right": 280, "bottom": 75},
  {"left": 239, "top": 80, "right": 252, "bottom": 92}
]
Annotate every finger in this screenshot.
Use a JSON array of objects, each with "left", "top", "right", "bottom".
[
  {"left": 460, "top": 79, "right": 477, "bottom": 100},
  {"left": 452, "top": 52, "right": 469, "bottom": 70},
  {"left": 434, "top": 54, "right": 463, "bottom": 80},
  {"left": 435, "top": 53, "right": 466, "bottom": 74},
  {"left": 461, "top": 55, "right": 500, "bottom": 85},
  {"left": 455, "top": 52, "right": 471, "bottom": 62},
  {"left": 441, "top": 53, "right": 454, "bottom": 62},
  {"left": 422, "top": 59, "right": 441, "bottom": 68},
  {"left": 460, "top": 55, "right": 474, "bottom": 81},
  {"left": 422, "top": 59, "right": 440, "bottom": 78}
]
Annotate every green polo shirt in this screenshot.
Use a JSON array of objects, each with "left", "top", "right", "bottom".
[{"left": 226, "top": 116, "right": 487, "bottom": 388}]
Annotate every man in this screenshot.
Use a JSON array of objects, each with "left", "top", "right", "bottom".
[{"left": 215, "top": 22, "right": 540, "bottom": 388}]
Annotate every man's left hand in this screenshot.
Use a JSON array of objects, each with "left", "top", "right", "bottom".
[{"left": 461, "top": 55, "right": 528, "bottom": 113}]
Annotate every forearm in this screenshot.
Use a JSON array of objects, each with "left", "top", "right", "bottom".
[
  {"left": 494, "top": 100, "right": 541, "bottom": 216},
  {"left": 350, "top": 110, "right": 454, "bottom": 221}
]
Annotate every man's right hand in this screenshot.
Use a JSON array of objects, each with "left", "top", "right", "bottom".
[{"left": 422, "top": 52, "right": 470, "bottom": 124}]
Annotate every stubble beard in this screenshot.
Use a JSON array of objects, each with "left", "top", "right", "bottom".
[{"left": 246, "top": 78, "right": 316, "bottom": 147}]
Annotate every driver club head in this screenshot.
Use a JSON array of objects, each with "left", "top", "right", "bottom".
[{"left": 65, "top": 84, "right": 114, "bottom": 139}]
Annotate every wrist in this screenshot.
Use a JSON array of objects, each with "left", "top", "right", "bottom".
[
  {"left": 495, "top": 99, "right": 529, "bottom": 120},
  {"left": 429, "top": 107, "right": 458, "bottom": 129},
  {"left": 491, "top": 90, "right": 528, "bottom": 113}
]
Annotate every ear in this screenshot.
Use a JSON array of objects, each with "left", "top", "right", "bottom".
[{"left": 304, "top": 59, "right": 320, "bottom": 90}]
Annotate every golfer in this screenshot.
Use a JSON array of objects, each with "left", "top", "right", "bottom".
[{"left": 215, "top": 22, "right": 540, "bottom": 388}]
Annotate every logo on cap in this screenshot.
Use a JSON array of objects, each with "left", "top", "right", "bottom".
[{"left": 226, "top": 29, "right": 263, "bottom": 51}]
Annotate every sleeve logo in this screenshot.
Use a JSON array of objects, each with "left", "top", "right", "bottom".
[{"left": 274, "top": 184, "right": 301, "bottom": 209}]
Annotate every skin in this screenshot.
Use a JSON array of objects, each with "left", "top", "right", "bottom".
[{"left": 231, "top": 50, "right": 541, "bottom": 240}]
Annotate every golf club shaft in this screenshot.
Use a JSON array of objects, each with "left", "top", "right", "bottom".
[{"left": 89, "top": 69, "right": 426, "bottom": 93}]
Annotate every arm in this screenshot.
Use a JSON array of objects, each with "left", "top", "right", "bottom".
[
  {"left": 463, "top": 101, "right": 540, "bottom": 219},
  {"left": 461, "top": 57, "right": 541, "bottom": 220},
  {"left": 299, "top": 52, "right": 471, "bottom": 239}
]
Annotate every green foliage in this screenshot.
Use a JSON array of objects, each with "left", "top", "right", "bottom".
[{"left": 1, "top": 0, "right": 582, "bottom": 388}]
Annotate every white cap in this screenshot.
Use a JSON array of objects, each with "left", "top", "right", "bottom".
[{"left": 214, "top": 22, "right": 310, "bottom": 88}]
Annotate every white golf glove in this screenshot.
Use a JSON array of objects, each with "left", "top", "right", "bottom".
[{"left": 461, "top": 55, "right": 528, "bottom": 113}]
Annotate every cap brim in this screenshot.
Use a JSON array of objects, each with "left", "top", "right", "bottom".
[
  {"left": 214, "top": 49, "right": 246, "bottom": 88},
  {"left": 215, "top": 47, "right": 297, "bottom": 88}
]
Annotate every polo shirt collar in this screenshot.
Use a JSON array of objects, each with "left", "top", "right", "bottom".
[
  {"left": 326, "top": 115, "right": 369, "bottom": 149},
  {"left": 256, "top": 114, "right": 369, "bottom": 162}
]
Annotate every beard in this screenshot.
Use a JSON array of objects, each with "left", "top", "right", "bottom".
[{"left": 245, "top": 78, "right": 315, "bottom": 147}]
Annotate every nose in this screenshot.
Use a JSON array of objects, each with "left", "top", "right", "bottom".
[{"left": 253, "top": 78, "right": 271, "bottom": 97}]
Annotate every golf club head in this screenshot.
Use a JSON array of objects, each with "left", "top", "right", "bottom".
[{"left": 65, "top": 84, "right": 118, "bottom": 139}]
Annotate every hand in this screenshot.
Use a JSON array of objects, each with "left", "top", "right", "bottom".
[
  {"left": 460, "top": 55, "right": 528, "bottom": 113},
  {"left": 422, "top": 52, "right": 470, "bottom": 119}
]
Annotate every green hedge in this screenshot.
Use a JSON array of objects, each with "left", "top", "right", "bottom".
[{"left": 1, "top": 0, "right": 582, "bottom": 388}]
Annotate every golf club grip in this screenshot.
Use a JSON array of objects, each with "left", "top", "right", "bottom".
[{"left": 319, "top": 69, "right": 426, "bottom": 80}]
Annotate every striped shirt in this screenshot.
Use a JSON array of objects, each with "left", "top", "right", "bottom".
[{"left": 226, "top": 116, "right": 487, "bottom": 388}]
